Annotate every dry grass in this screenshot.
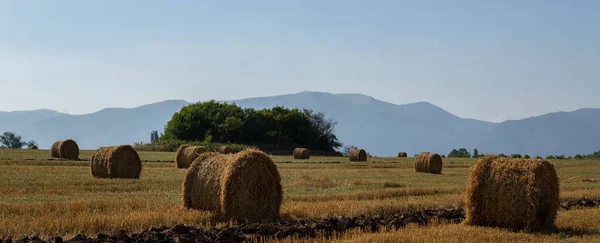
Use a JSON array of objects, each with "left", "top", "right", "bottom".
[{"left": 1, "top": 149, "right": 600, "bottom": 240}]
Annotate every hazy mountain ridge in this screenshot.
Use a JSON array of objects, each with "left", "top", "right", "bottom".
[{"left": 0, "top": 92, "right": 598, "bottom": 157}]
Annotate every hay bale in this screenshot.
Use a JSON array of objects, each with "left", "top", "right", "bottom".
[
  {"left": 464, "top": 155, "right": 559, "bottom": 231},
  {"left": 218, "top": 146, "right": 233, "bottom": 154},
  {"left": 397, "top": 152, "right": 407, "bottom": 157},
  {"left": 175, "top": 145, "right": 207, "bottom": 168},
  {"left": 91, "top": 145, "right": 142, "bottom": 179},
  {"left": 183, "top": 149, "right": 282, "bottom": 223},
  {"left": 293, "top": 148, "right": 311, "bottom": 159},
  {"left": 414, "top": 153, "right": 443, "bottom": 174},
  {"left": 50, "top": 141, "right": 61, "bottom": 158},
  {"left": 28, "top": 145, "right": 38, "bottom": 150},
  {"left": 349, "top": 149, "right": 367, "bottom": 162},
  {"left": 50, "top": 139, "right": 79, "bottom": 160}
]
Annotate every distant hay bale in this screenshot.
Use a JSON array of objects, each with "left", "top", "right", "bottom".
[
  {"left": 349, "top": 149, "right": 367, "bottom": 162},
  {"left": 397, "top": 152, "right": 407, "bottom": 157},
  {"left": 28, "top": 145, "right": 38, "bottom": 150},
  {"left": 183, "top": 149, "right": 282, "bottom": 223},
  {"left": 50, "top": 139, "right": 79, "bottom": 160},
  {"left": 91, "top": 145, "right": 142, "bottom": 179},
  {"left": 293, "top": 148, "right": 311, "bottom": 159},
  {"left": 175, "top": 145, "right": 207, "bottom": 168},
  {"left": 464, "top": 155, "right": 559, "bottom": 231},
  {"left": 218, "top": 146, "right": 233, "bottom": 154},
  {"left": 414, "top": 153, "right": 443, "bottom": 174}
]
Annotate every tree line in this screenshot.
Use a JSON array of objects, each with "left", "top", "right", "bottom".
[
  {"left": 0, "top": 132, "right": 37, "bottom": 149},
  {"left": 160, "top": 101, "right": 342, "bottom": 152}
]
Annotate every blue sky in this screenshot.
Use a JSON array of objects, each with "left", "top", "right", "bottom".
[{"left": 0, "top": 1, "right": 598, "bottom": 122}]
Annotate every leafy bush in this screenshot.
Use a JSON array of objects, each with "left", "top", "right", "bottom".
[
  {"left": 523, "top": 154, "right": 531, "bottom": 159},
  {"left": 511, "top": 154, "right": 522, "bottom": 159},
  {"left": 133, "top": 139, "right": 254, "bottom": 152}
]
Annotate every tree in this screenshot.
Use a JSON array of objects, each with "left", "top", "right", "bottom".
[
  {"left": 162, "top": 101, "right": 341, "bottom": 151},
  {"left": 574, "top": 154, "right": 583, "bottom": 159},
  {"left": 150, "top": 130, "right": 159, "bottom": 143},
  {"left": 523, "top": 154, "right": 531, "bottom": 159},
  {"left": 448, "top": 148, "right": 471, "bottom": 158},
  {"left": 511, "top": 154, "right": 522, "bottom": 159},
  {"left": 0, "top": 132, "right": 27, "bottom": 149},
  {"left": 473, "top": 148, "right": 479, "bottom": 158}
]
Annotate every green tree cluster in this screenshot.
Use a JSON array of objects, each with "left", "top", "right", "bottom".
[
  {"left": 448, "top": 148, "right": 471, "bottom": 158},
  {"left": 0, "top": 132, "right": 36, "bottom": 149},
  {"left": 161, "top": 101, "right": 341, "bottom": 151}
]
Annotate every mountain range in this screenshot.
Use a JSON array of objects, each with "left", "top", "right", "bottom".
[{"left": 1, "top": 91, "right": 599, "bottom": 157}]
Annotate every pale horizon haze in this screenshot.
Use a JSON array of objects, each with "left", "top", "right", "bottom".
[{"left": 1, "top": 1, "right": 599, "bottom": 123}]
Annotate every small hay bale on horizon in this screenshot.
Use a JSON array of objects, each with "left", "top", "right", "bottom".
[
  {"left": 293, "top": 148, "right": 311, "bottom": 159},
  {"left": 414, "top": 153, "right": 443, "bottom": 174},
  {"left": 349, "top": 149, "right": 367, "bottom": 162},
  {"left": 28, "top": 145, "right": 38, "bottom": 150},
  {"left": 183, "top": 149, "right": 282, "bottom": 223},
  {"left": 397, "top": 152, "right": 407, "bottom": 157},
  {"left": 50, "top": 139, "right": 80, "bottom": 160},
  {"left": 175, "top": 145, "right": 207, "bottom": 168},
  {"left": 464, "top": 155, "right": 559, "bottom": 231},
  {"left": 218, "top": 146, "right": 233, "bottom": 154},
  {"left": 91, "top": 145, "right": 142, "bottom": 179}
]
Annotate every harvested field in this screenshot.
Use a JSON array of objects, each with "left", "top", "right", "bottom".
[{"left": 1, "top": 149, "right": 600, "bottom": 242}]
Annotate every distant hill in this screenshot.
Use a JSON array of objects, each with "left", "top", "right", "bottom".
[
  {"left": 0, "top": 100, "right": 188, "bottom": 149},
  {"left": 1, "top": 92, "right": 599, "bottom": 157}
]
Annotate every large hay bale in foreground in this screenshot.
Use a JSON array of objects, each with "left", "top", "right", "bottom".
[
  {"left": 293, "top": 148, "right": 311, "bottom": 159},
  {"left": 397, "top": 152, "right": 407, "bottom": 157},
  {"left": 183, "top": 149, "right": 282, "bottom": 223},
  {"left": 50, "top": 139, "right": 79, "bottom": 160},
  {"left": 414, "top": 153, "right": 443, "bottom": 174},
  {"left": 218, "top": 146, "right": 233, "bottom": 154},
  {"left": 349, "top": 149, "right": 367, "bottom": 162},
  {"left": 175, "top": 145, "right": 207, "bottom": 168},
  {"left": 91, "top": 145, "right": 142, "bottom": 179},
  {"left": 464, "top": 155, "right": 559, "bottom": 231}
]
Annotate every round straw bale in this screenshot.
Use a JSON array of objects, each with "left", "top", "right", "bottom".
[
  {"left": 91, "top": 145, "right": 142, "bottom": 179},
  {"left": 50, "top": 141, "right": 61, "bottom": 158},
  {"left": 58, "top": 139, "right": 79, "bottom": 160},
  {"left": 50, "top": 139, "right": 79, "bottom": 159},
  {"left": 397, "top": 152, "right": 407, "bottom": 157},
  {"left": 414, "top": 153, "right": 443, "bottom": 174},
  {"left": 183, "top": 149, "right": 282, "bottom": 223},
  {"left": 218, "top": 146, "right": 233, "bottom": 154},
  {"left": 349, "top": 149, "right": 367, "bottom": 162},
  {"left": 293, "top": 148, "right": 311, "bottom": 159},
  {"left": 175, "top": 145, "right": 208, "bottom": 168},
  {"left": 28, "top": 145, "right": 39, "bottom": 150},
  {"left": 464, "top": 155, "right": 559, "bottom": 231}
]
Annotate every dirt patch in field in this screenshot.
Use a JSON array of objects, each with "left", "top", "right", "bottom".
[
  {"left": 3, "top": 198, "right": 599, "bottom": 243},
  {"left": 560, "top": 198, "right": 600, "bottom": 210}
]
